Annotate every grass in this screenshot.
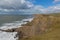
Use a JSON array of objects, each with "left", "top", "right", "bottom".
[
  {"left": 24, "top": 25, "right": 60, "bottom": 40},
  {"left": 21, "top": 13, "right": 60, "bottom": 40}
]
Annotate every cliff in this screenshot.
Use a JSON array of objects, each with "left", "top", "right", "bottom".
[
  {"left": 16, "top": 14, "right": 60, "bottom": 40},
  {"left": 29, "top": 14, "right": 60, "bottom": 40},
  {"left": 0, "top": 14, "right": 60, "bottom": 40}
]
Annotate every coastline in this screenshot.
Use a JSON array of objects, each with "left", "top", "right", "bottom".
[
  {"left": 0, "top": 14, "right": 60, "bottom": 40},
  {"left": 0, "top": 17, "right": 34, "bottom": 30},
  {"left": 0, "top": 17, "right": 34, "bottom": 40}
]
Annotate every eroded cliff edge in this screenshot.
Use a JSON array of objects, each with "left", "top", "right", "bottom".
[{"left": 0, "top": 14, "right": 60, "bottom": 40}]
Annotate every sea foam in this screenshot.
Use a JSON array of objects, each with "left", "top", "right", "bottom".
[{"left": 0, "top": 18, "right": 33, "bottom": 40}]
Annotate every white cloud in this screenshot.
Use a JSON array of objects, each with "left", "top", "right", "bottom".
[
  {"left": 0, "top": 0, "right": 33, "bottom": 9},
  {"left": 42, "top": 5, "right": 60, "bottom": 13},
  {"left": 0, "top": 8, "right": 15, "bottom": 12},
  {"left": 53, "top": 0, "right": 60, "bottom": 3},
  {"left": 0, "top": 0, "right": 60, "bottom": 14},
  {"left": 32, "top": 4, "right": 60, "bottom": 13},
  {"left": 0, "top": 0, "right": 34, "bottom": 13},
  {"left": 1, "top": 4, "right": 60, "bottom": 14}
]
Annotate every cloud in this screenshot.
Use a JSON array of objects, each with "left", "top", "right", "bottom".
[
  {"left": 0, "top": 0, "right": 60, "bottom": 14},
  {"left": 53, "top": 0, "right": 60, "bottom": 3},
  {"left": 43, "top": 4, "right": 60, "bottom": 13},
  {"left": 0, "top": 0, "right": 34, "bottom": 9},
  {"left": 0, "top": 0, "right": 34, "bottom": 14},
  {"left": 0, "top": 0, "right": 44, "bottom": 14},
  {"left": 1, "top": 4, "right": 60, "bottom": 14},
  {"left": 31, "top": 4, "right": 60, "bottom": 13}
]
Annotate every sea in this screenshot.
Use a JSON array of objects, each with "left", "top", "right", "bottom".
[{"left": 0, "top": 14, "right": 33, "bottom": 40}]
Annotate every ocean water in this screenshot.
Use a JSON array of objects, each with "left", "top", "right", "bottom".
[{"left": 0, "top": 15, "right": 33, "bottom": 40}]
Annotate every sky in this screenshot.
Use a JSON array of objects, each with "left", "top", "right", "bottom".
[{"left": 0, "top": 0, "right": 60, "bottom": 14}]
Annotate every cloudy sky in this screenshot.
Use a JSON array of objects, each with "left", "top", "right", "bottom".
[{"left": 0, "top": 0, "right": 60, "bottom": 14}]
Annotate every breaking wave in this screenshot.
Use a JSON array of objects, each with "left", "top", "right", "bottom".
[{"left": 0, "top": 18, "right": 33, "bottom": 40}]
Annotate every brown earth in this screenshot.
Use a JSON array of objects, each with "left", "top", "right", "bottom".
[{"left": 0, "top": 14, "right": 60, "bottom": 40}]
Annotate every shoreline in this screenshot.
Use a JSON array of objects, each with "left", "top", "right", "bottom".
[
  {"left": 0, "top": 14, "right": 60, "bottom": 40},
  {"left": 0, "top": 17, "right": 34, "bottom": 30},
  {"left": 0, "top": 17, "right": 34, "bottom": 40}
]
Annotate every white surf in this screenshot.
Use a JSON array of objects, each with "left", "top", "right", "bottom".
[{"left": 0, "top": 18, "right": 33, "bottom": 40}]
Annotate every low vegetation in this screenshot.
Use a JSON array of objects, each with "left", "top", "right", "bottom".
[
  {"left": 1, "top": 13, "right": 60, "bottom": 40},
  {"left": 20, "top": 13, "right": 60, "bottom": 40}
]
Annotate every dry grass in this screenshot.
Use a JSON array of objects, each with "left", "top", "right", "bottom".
[{"left": 19, "top": 13, "right": 60, "bottom": 40}]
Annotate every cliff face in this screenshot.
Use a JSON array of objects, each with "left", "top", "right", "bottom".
[
  {"left": 0, "top": 14, "right": 60, "bottom": 40},
  {"left": 14, "top": 14, "right": 60, "bottom": 40},
  {"left": 18, "top": 14, "right": 50, "bottom": 36}
]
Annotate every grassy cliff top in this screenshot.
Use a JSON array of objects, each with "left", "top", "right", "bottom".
[{"left": 20, "top": 13, "right": 60, "bottom": 40}]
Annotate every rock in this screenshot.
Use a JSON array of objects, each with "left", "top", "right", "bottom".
[{"left": 0, "top": 28, "right": 17, "bottom": 32}]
